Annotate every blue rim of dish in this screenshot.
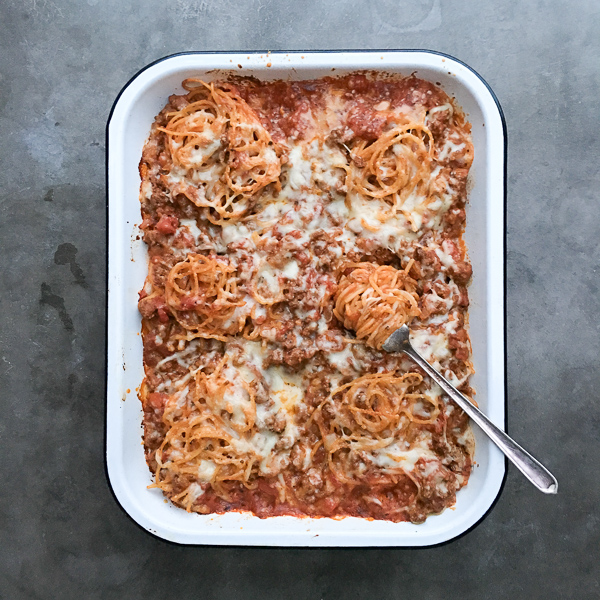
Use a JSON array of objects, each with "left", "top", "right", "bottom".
[{"left": 104, "top": 49, "right": 508, "bottom": 548}]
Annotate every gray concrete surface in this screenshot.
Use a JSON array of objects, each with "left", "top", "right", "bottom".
[{"left": 1, "top": 0, "right": 599, "bottom": 598}]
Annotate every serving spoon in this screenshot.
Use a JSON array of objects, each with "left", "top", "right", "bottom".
[{"left": 382, "top": 324, "right": 558, "bottom": 494}]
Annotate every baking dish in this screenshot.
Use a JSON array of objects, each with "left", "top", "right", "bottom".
[{"left": 106, "top": 50, "right": 506, "bottom": 546}]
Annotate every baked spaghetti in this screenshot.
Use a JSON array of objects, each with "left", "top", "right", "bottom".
[{"left": 137, "top": 73, "right": 475, "bottom": 523}]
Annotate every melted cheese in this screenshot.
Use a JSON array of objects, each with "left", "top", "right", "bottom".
[
  {"left": 372, "top": 438, "right": 437, "bottom": 472},
  {"left": 222, "top": 222, "right": 250, "bottom": 245},
  {"left": 282, "top": 260, "right": 299, "bottom": 279},
  {"left": 256, "top": 263, "right": 281, "bottom": 294},
  {"left": 411, "top": 329, "right": 452, "bottom": 367},
  {"left": 268, "top": 368, "right": 304, "bottom": 409},
  {"left": 285, "top": 145, "right": 313, "bottom": 190},
  {"left": 187, "top": 483, "right": 205, "bottom": 502},
  {"left": 197, "top": 460, "right": 217, "bottom": 482},
  {"left": 237, "top": 340, "right": 304, "bottom": 412},
  {"left": 326, "top": 346, "right": 359, "bottom": 375},
  {"left": 141, "top": 180, "right": 153, "bottom": 200},
  {"left": 180, "top": 218, "right": 203, "bottom": 244},
  {"left": 155, "top": 341, "right": 200, "bottom": 371},
  {"left": 438, "top": 136, "right": 466, "bottom": 161},
  {"left": 427, "top": 102, "right": 453, "bottom": 117},
  {"left": 186, "top": 129, "right": 222, "bottom": 166}
]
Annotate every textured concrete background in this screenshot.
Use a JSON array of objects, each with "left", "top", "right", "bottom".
[{"left": 1, "top": 0, "right": 598, "bottom": 598}]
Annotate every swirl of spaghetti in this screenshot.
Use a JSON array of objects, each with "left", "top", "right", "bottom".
[
  {"left": 312, "top": 372, "right": 439, "bottom": 484},
  {"left": 334, "top": 261, "right": 421, "bottom": 349},
  {"left": 151, "top": 416, "right": 259, "bottom": 509},
  {"left": 165, "top": 253, "right": 247, "bottom": 339},
  {"left": 347, "top": 122, "right": 434, "bottom": 219},
  {"left": 156, "top": 79, "right": 283, "bottom": 223},
  {"left": 149, "top": 363, "right": 261, "bottom": 510}
]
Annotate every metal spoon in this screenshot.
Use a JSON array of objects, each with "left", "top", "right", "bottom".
[{"left": 382, "top": 324, "right": 558, "bottom": 494}]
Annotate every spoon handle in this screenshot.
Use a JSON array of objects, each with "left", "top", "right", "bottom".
[{"left": 403, "top": 345, "right": 558, "bottom": 494}]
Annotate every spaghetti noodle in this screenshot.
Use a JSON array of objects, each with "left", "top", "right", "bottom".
[
  {"left": 312, "top": 372, "right": 439, "bottom": 483},
  {"left": 157, "top": 79, "right": 283, "bottom": 223},
  {"left": 334, "top": 262, "right": 421, "bottom": 349},
  {"left": 164, "top": 253, "right": 246, "bottom": 339},
  {"left": 347, "top": 122, "right": 434, "bottom": 220}
]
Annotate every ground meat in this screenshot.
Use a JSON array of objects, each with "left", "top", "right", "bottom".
[
  {"left": 168, "top": 94, "right": 189, "bottom": 111},
  {"left": 346, "top": 103, "right": 387, "bottom": 140},
  {"left": 138, "top": 294, "right": 166, "bottom": 319},
  {"left": 444, "top": 207, "right": 466, "bottom": 237},
  {"left": 156, "top": 214, "right": 179, "bottom": 234},
  {"left": 264, "top": 410, "right": 287, "bottom": 433},
  {"left": 448, "top": 329, "right": 470, "bottom": 360},
  {"left": 450, "top": 260, "right": 472, "bottom": 285},
  {"left": 427, "top": 107, "right": 453, "bottom": 138}
]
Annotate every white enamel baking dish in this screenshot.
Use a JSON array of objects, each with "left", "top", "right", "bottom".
[{"left": 106, "top": 50, "right": 506, "bottom": 546}]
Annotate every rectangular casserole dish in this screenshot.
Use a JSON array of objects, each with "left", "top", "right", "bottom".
[{"left": 106, "top": 50, "right": 506, "bottom": 546}]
